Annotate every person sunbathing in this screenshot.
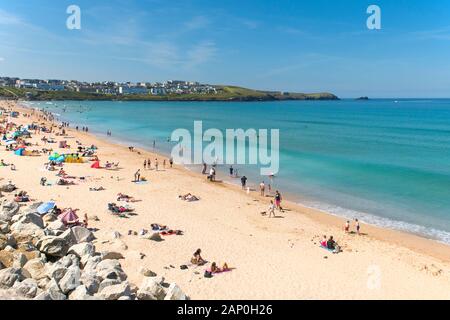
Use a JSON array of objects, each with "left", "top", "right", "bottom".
[
  {"left": 208, "top": 262, "right": 230, "bottom": 274},
  {"left": 90, "top": 186, "right": 105, "bottom": 191},
  {"left": 151, "top": 223, "right": 168, "bottom": 231},
  {"left": 320, "top": 235, "right": 327, "bottom": 248},
  {"left": 14, "top": 191, "right": 30, "bottom": 202},
  {"left": 57, "top": 178, "right": 75, "bottom": 186},
  {"left": 57, "top": 169, "right": 67, "bottom": 176},
  {"left": 117, "top": 193, "right": 137, "bottom": 202},
  {"left": 191, "top": 249, "right": 206, "bottom": 265}
]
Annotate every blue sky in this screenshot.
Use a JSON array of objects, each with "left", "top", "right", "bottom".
[{"left": 1, "top": 0, "right": 450, "bottom": 97}]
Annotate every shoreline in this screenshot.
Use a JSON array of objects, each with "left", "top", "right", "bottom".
[
  {"left": 3, "top": 100, "right": 450, "bottom": 299},
  {"left": 22, "top": 102, "right": 450, "bottom": 259}
]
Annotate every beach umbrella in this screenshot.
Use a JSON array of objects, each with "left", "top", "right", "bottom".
[{"left": 58, "top": 209, "right": 79, "bottom": 225}]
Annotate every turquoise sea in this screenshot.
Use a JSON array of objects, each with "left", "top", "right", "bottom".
[{"left": 27, "top": 99, "right": 450, "bottom": 244}]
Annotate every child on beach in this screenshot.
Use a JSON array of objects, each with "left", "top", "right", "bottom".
[{"left": 268, "top": 200, "right": 276, "bottom": 218}]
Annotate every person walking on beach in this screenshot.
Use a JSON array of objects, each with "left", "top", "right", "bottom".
[
  {"left": 275, "top": 191, "right": 283, "bottom": 212},
  {"left": 202, "top": 162, "right": 207, "bottom": 174},
  {"left": 355, "top": 219, "right": 360, "bottom": 235},
  {"left": 268, "top": 200, "right": 276, "bottom": 218},
  {"left": 259, "top": 181, "right": 265, "bottom": 197},
  {"left": 155, "top": 159, "right": 159, "bottom": 171},
  {"left": 143, "top": 160, "right": 147, "bottom": 170},
  {"left": 169, "top": 157, "right": 173, "bottom": 168},
  {"left": 147, "top": 159, "right": 151, "bottom": 169},
  {"left": 134, "top": 169, "right": 141, "bottom": 182},
  {"left": 241, "top": 176, "right": 247, "bottom": 190}
]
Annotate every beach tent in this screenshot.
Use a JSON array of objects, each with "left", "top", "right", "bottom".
[
  {"left": 37, "top": 202, "right": 56, "bottom": 215},
  {"left": 14, "top": 148, "right": 25, "bottom": 156},
  {"left": 58, "top": 209, "right": 79, "bottom": 225},
  {"left": 91, "top": 160, "right": 101, "bottom": 169}
]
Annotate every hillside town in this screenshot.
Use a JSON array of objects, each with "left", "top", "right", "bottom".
[{"left": 0, "top": 77, "right": 218, "bottom": 96}]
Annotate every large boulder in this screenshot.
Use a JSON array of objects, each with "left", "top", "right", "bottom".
[
  {"left": 68, "top": 285, "right": 93, "bottom": 300},
  {"left": 14, "top": 278, "right": 39, "bottom": 298},
  {"left": 0, "top": 201, "right": 19, "bottom": 218},
  {"left": 45, "top": 279, "right": 66, "bottom": 300},
  {"left": 68, "top": 243, "right": 95, "bottom": 259},
  {"left": 71, "top": 226, "right": 95, "bottom": 243},
  {"left": 98, "top": 278, "right": 122, "bottom": 293},
  {"left": 0, "top": 267, "right": 26, "bottom": 289},
  {"left": 137, "top": 277, "right": 166, "bottom": 300},
  {"left": 58, "top": 266, "right": 81, "bottom": 294},
  {"left": 12, "top": 252, "right": 28, "bottom": 268},
  {"left": 36, "top": 236, "right": 70, "bottom": 258},
  {"left": 46, "top": 220, "right": 66, "bottom": 232},
  {"left": 164, "top": 283, "right": 188, "bottom": 300},
  {"left": 99, "top": 282, "right": 131, "bottom": 300},
  {"left": 95, "top": 259, "right": 127, "bottom": 282},
  {"left": 47, "top": 263, "right": 67, "bottom": 283},
  {"left": 80, "top": 271, "right": 100, "bottom": 294},
  {"left": 17, "top": 213, "right": 44, "bottom": 229},
  {"left": 10, "top": 222, "right": 45, "bottom": 245},
  {"left": 33, "top": 291, "right": 52, "bottom": 300},
  {"left": 23, "top": 258, "right": 47, "bottom": 281}
]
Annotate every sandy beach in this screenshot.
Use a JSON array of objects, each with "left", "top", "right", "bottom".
[{"left": 1, "top": 100, "right": 450, "bottom": 300}]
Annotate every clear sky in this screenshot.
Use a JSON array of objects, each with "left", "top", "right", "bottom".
[{"left": 1, "top": 0, "right": 450, "bottom": 98}]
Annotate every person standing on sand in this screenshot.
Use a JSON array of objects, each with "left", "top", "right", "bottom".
[
  {"left": 202, "top": 162, "right": 207, "bottom": 174},
  {"left": 241, "top": 176, "right": 247, "bottom": 190},
  {"left": 355, "top": 219, "right": 360, "bottom": 235},
  {"left": 134, "top": 169, "right": 141, "bottom": 182},
  {"left": 169, "top": 157, "right": 173, "bottom": 168},
  {"left": 229, "top": 166, "right": 234, "bottom": 176},
  {"left": 143, "top": 160, "right": 147, "bottom": 170},
  {"left": 163, "top": 159, "right": 166, "bottom": 169},
  {"left": 344, "top": 221, "right": 350, "bottom": 233},
  {"left": 155, "top": 159, "right": 159, "bottom": 171},
  {"left": 275, "top": 191, "right": 283, "bottom": 212},
  {"left": 268, "top": 200, "right": 276, "bottom": 218},
  {"left": 147, "top": 159, "right": 151, "bottom": 169},
  {"left": 259, "top": 181, "right": 265, "bottom": 197}
]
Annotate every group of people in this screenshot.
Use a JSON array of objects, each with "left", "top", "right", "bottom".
[
  {"left": 143, "top": 158, "right": 172, "bottom": 171},
  {"left": 344, "top": 219, "right": 361, "bottom": 235}
]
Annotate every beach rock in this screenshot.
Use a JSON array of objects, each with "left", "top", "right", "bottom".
[
  {"left": 83, "top": 255, "right": 102, "bottom": 273},
  {"left": 12, "top": 252, "right": 28, "bottom": 268},
  {"left": 137, "top": 277, "right": 166, "bottom": 300},
  {"left": 0, "top": 201, "right": 19, "bottom": 218},
  {"left": 33, "top": 291, "right": 52, "bottom": 300},
  {"left": 23, "top": 258, "right": 47, "bottom": 281},
  {"left": 36, "top": 236, "right": 69, "bottom": 258},
  {"left": 71, "top": 226, "right": 95, "bottom": 243},
  {"left": 68, "top": 242, "right": 95, "bottom": 259},
  {"left": 139, "top": 267, "right": 157, "bottom": 277},
  {"left": 0, "top": 251, "right": 15, "bottom": 268},
  {"left": 110, "top": 239, "right": 128, "bottom": 251},
  {"left": 0, "top": 221, "right": 9, "bottom": 233},
  {"left": 0, "top": 261, "right": 4, "bottom": 270},
  {"left": 98, "top": 278, "right": 122, "bottom": 293},
  {"left": 46, "top": 220, "right": 66, "bottom": 232},
  {"left": 101, "top": 251, "right": 125, "bottom": 260},
  {"left": 112, "top": 231, "right": 121, "bottom": 239},
  {"left": 99, "top": 282, "right": 131, "bottom": 300},
  {"left": 118, "top": 295, "right": 132, "bottom": 300},
  {"left": 0, "top": 288, "right": 26, "bottom": 300},
  {"left": 14, "top": 278, "right": 38, "bottom": 298},
  {"left": 10, "top": 222, "right": 45, "bottom": 245},
  {"left": 47, "top": 263, "right": 67, "bottom": 282},
  {"left": 58, "top": 266, "right": 81, "bottom": 294},
  {"left": 46, "top": 279, "right": 66, "bottom": 300},
  {"left": 58, "top": 229, "right": 77, "bottom": 246},
  {"left": 80, "top": 271, "right": 100, "bottom": 294},
  {"left": 0, "top": 267, "right": 26, "bottom": 288},
  {"left": 96, "top": 262, "right": 127, "bottom": 282},
  {"left": 164, "top": 283, "right": 188, "bottom": 300},
  {"left": 68, "top": 285, "right": 91, "bottom": 300},
  {"left": 42, "top": 214, "right": 58, "bottom": 225},
  {"left": 17, "top": 212, "right": 44, "bottom": 229}
]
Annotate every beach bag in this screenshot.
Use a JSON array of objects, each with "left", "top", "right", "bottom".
[{"left": 204, "top": 271, "right": 213, "bottom": 278}]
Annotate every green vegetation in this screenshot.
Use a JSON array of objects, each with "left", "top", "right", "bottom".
[{"left": 0, "top": 86, "right": 338, "bottom": 101}]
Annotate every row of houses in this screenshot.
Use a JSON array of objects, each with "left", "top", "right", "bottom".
[{"left": 0, "top": 77, "right": 218, "bottom": 96}]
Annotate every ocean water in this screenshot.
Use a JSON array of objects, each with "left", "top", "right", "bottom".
[{"left": 27, "top": 99, "right": 450, "bottom": 244}]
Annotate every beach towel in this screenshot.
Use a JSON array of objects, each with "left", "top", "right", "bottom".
[{"left": 37, "top": 201, "right": 56, "bottom": 215}]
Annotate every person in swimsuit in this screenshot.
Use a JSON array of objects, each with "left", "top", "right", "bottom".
[
  {"left": 209, "top": 262, "right": 229, "bottom": 274},
  {"left": 275, "top": 191, "right": 283, "bottom": 211},
  {"left": 355, "top": 219, "right": 360, "bottom": 235},
  {"left": 191, "top": 249, "right": 206, "bottom": 265},
  {"left": 344, "top": 221, "right": 350, "bottom": 233}
]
